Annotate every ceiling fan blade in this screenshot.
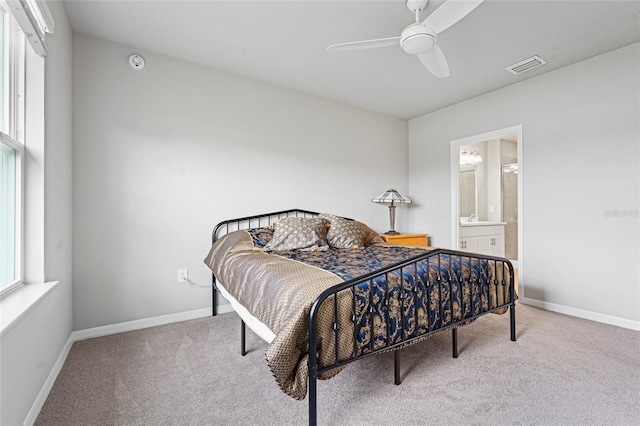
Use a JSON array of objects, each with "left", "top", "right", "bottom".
[
  {"left": 423, "top": 0, "right": 484, "bottom": 34},
  {"left": 417, "top": 44, "right": 450, "bottom": 78},
  {"left": 326, "top": 36, "right": 400, "bottom": 51}
]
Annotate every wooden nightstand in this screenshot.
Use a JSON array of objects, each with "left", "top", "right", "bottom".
[{"left": 380, "top": 233, "right": 428, "bottom": 247}]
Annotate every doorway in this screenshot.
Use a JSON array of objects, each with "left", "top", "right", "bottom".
[{"left": 450, "top": 125, "right": 523, "bottom": 288}]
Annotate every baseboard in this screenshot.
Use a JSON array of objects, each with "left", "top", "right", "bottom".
[
  {"left": 23, "top": 334, "right": 74, "bottom": 426},
  {"left": 72, "top": 307, "right": 220, "bottom": 341},
  {"left": 217, "top": 302, "right": 234, "bottom": 315},
  {"left": 519, "top": 297, "right": 640, "bottom": 331}
]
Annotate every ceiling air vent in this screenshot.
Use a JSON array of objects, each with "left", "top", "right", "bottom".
[{"left": 505, "top": 55, "right": 547, "bottom": 75}]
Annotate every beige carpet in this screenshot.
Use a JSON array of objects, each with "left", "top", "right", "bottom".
[{"left": 36, "top": 303, "right": 640, "bottom": 425}]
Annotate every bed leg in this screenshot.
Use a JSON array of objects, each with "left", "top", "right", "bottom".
[
  {"left": 309, "top": 303, "right": 320, "bottom": 426},
  {"left": 510, "top": 304, "right": 517, "bottom": 342},
  {"left": 394, "top": 350, "right": 401, "bottom": 385},
  {"left": 452, "top": 328, "right": 458, "bottom": 358},
  {"left": 240, "top": 320, "right": 247, "bottom": 356},
  {"left": 212, "top": 276, "right": 217, "bottom": 316},
  {"left": 309, "top": 362, "right": 318, "bottom": 426}
]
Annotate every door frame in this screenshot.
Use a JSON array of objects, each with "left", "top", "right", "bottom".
[{"left": 450, "top": 125, "right": 523, "bottom": 284}]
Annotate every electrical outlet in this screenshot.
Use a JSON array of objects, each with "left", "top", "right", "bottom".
[{"left": 177, "top": 268, "right": 188, "bottom": 283}]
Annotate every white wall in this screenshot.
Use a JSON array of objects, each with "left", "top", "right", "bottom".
[
  {"left": 0, "top": 1, "right": 74, "bottom": 424},
  {"left": 72, "top": 34, "right": 408, "bottom": 330},
  {"left": 408, "top": 43, "right": 640, "bottom": 326}
]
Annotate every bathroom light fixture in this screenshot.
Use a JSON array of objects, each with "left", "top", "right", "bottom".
[
  {"left": 372, "top": 189, "right": 412, "bottom": 235},
  {"left": 503, "top": 163, "right": 518, "bottom": 174},
  {"left": 460, "top": 149, "right": 482, "bottom": 165}
]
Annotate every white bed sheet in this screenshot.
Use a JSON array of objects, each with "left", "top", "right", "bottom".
[{"left": 216, "top": 279, "right": 276, "bottom": 344}]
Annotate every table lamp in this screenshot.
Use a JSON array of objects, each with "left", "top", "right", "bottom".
[{"left": 372, "top": 189, "right": 412, "bottom": 235}]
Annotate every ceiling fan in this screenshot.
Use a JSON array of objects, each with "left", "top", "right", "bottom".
[{"left": 326, "top": 0, "right": 484, "bottom": 78}]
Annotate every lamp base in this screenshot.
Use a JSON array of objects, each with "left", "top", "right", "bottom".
[{"left": 384, "top": 230, "right": 400, "bottom": 235}]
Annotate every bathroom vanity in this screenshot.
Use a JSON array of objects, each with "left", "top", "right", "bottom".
[{"left": 459, "top": 221, "right": 506, "bottom": 257}]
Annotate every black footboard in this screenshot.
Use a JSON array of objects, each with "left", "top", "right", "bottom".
[{"left": 307, "top": 249, "right": 516, "bottom": 426}]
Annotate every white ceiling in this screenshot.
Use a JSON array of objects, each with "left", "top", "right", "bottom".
[{"left": 63, "top": 0, "right": 640, "bottom": 120}]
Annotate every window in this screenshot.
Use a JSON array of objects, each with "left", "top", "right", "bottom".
[
  {"left": 1, "top": 0, "right": 53, "bottom": 297},
  {"left": 1, "top": 3, "right": 25, "bottom": 296}
]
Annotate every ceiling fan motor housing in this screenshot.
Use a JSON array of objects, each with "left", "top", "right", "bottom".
[{"left": 400, "top": 23, "right": 436, "bottom": 54}]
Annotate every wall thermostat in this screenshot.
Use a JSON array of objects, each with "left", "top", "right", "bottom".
[{"left": 128, "top": 54, "right": 145, "bottom": 70}]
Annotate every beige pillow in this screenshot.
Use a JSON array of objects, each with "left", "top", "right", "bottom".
[
  {"left": 319, "top": 213, "right": 368, "bottom": 249},
  {"left": 360, "top": 222, "right": 385, "bottom": 247},
  {"left": 263, "top": 217, "right": 329, "bottom": 252}
]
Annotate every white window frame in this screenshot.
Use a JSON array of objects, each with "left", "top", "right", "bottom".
[
  {"left": 5, "top": 0, "right": 54, "bottom": 56},
  {"left": 1, "top": 2, "right": 25, "bottom": 297}
]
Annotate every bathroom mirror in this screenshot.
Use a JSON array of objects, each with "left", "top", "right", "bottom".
[{"left": 459, "top": 165, "right": 477, "bottom": 219}]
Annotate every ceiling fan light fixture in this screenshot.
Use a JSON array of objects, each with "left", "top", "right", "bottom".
[{"left": 400, "top": 24, "right": 435, "bottom": 54}]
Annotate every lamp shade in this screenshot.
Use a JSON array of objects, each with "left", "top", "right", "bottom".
[{"left": 372, "top": 189, "right": 412, "bottom": 205}]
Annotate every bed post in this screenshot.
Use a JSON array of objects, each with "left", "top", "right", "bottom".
[
  {"left": 394, "top": 350, "right": 401, "bottom": 385},
  {"left": 509, "top": 262, "right": 517, "bottom": 342},
  {"left": 241, "top": 320, "right": 247, "bottom": 356},
  {"left": 510, "top": 305, "right": 516, "bottom": 341},
  {"left": 212, "top": 275, "right": 217, "bottom": 316},
  {"left": 308, "top": 362, "right": 318, "bottom": 426},
  {"left": 212, "top": 224, "right": 218, "bottom": 317},
  {"left": 308, "top": 299, "right": 320, "bottom": 426},
  {"left": 452, "top": 328, "right": 459, "bottom": 358}
]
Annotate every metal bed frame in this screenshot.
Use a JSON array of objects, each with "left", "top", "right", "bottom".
[{"left": 211, "top": 209, "right": 516, "bottom": 426}]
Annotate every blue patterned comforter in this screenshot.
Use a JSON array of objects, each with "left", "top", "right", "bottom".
[{"left": 249, "top": 229, "right": 506, "bottom": 355}]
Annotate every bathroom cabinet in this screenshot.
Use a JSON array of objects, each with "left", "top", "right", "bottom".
[{"left": 459, "top": 223, "right": 505, "bottom": 257}]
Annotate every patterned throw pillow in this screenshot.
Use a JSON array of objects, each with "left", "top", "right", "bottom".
[
  {"left": 319, "top": 213, "right": 368, "bottom": 249},
  {"left": 247, "top": 227, "right": 274, "bottom": 248},
  {"left": 263, "top": 217, "right": 330, "bottom": 252}
]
